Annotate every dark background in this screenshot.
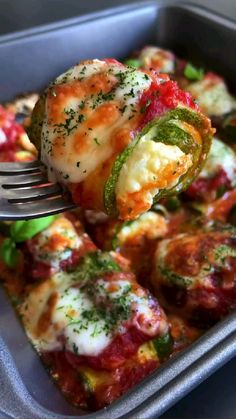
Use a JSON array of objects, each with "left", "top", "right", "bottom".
[{"left": 0, "top": 0, "right": 236, "bottom": 418}]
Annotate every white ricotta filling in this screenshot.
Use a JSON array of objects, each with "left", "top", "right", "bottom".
[{"left": 116, "top": 137, "right": 192, "bottom": 207}]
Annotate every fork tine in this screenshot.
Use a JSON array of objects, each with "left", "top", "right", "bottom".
[
  {"left": 0, "top": 197, "right": 76, "bottom": 220},
  {"left": 1, "top": 172, "right": 48, "bottom": 188},
  {"left": 3, "top": 184, "right": 62, "bottom": 202},
  {"left": 0, "top": 160, "right": 42, "bottom": 174}
]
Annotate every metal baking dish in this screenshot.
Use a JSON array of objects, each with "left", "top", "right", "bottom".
[{"left": 0, "top": 2, "right": 236, "bottom": 418}]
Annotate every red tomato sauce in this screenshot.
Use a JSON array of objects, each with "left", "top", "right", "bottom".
[
  {"left": 186, "top": 168, "right": 231, "bottom": 202},
  {"left": 138, "top": 78, "right": 198, "bottom": 130},
  {"left": 65, "top": 327, "right": 150, "bottom": 371},
  {"left": 42, "top": 350, "right": 158, "bottom": 410}
]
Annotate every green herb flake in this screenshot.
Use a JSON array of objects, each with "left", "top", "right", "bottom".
[
  {"left": 184, "top": 63, "right": 204, "bottom": 81},
  {"left": 93, "top": 138, "right": 100, "bottom": 145},
  {"left": 123, "top": 58, "right": 141, "bottom": 68},
  {"left": 72, "top": 343, "right": 79, "bottom": 355}
]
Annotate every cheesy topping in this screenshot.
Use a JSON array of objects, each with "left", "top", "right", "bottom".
[
  {"left": 20, "top": 261, "right": 165, "bottom": 356},
  {"left": 200, "top": 137, "right": 236, "bottom": 184},
  {"left": 154, "top": 232, "right": 236, "bottom": 290},
  {"left": 118, "top": 211, "right": 168, "bottom": 243},
  {"left": 41, "top": 59, "right": 151, "bottom": 184},
  {"left": 139, "top": 46, "right": 175, "bottom": 73},
  {"left": 187, "top": 75, "right": 236, "bottom": 116},
  {"left": 116, "top": 137, "right": 192, "bottom": 217},
  {"left": 31, "top": 216, "right": 82, "bottom": 269}
]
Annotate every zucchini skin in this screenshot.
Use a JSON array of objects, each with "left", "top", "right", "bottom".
[{"left": 105, "top": 105, "right": 213, "bottom": 217}]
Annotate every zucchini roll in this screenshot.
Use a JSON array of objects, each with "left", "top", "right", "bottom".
[
  {"left": 185, "top": 137, "right": 236, "bottom": 202},
  {"left": 186, "top": 72, "right": 236, "bottom": 120},
  {"left": 86, "top": 210, "right": 168, "bottom": 284},
  {"left": 125, "top": 45, "right": 176, "bottom": 74},
  {"left": 20, "top": 250, "right": 171, "bottom": 409},
  {"left": 152, "top": 221, "right": 236, "bottom": 326},
  {"left": 23, "top": 213, "right": 96, "bottom": 279},
  {"left": 30, "top": 59, "right": 213, "bottom": 220}
]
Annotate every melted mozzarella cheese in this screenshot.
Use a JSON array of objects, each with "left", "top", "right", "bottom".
[
  {"left": 32, "top": 216, "right": 82, "bottom": 269},
  {"left": 153, "top": 234, "right": 234, "bottom": 290},
  {"left": 55, "top": 286, "right": 111, "bottom": 356},
  {"left": 139, "top": 46, "right": 175, "bottom": 73},
  {"left": 200, "top": 137, "right": 236, "bottom": 183},
  {"left": 118, "top": 211, "right": 168, "bottom": 243},
  {"left": 116, "top": 137, "right": 192, "bottom": 212},
  {"left": 187, "top": 76, "right": 236, "bottom": 116},
  {"left": 41, "top": 60, "right": 151, "bottom": 184},
  {"left": 21, "top": 263, "right": 164, "bottom": 356}
]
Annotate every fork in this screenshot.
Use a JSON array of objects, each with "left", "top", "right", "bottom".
[{"left": 0, "top": 161, "right": 76, "bottom": 220}]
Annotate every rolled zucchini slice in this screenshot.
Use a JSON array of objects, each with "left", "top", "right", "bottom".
[
  {"left": 152, "top": 221, "right": 236, "bottom": 326},
  {"left": 124, "top": 45, "right": 176, "bottom": 74},
  {"left": 29, "top": 59, "right": 213, "bottom": 220},
  {"left": 186, "top": 72, "right": 236, "bottom": 118}
]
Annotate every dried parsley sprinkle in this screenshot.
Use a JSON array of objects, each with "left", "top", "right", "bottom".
[
  {"left": 79, "top": 101, "right": 85, "bottom": 110},
  {"left": 72, "top": 343, "right": 79, "bottom": 355},
  {"left": 119, "top": 105, "right": 127, "bottom": 114},
  {"left": 77, "top": 114, "right": 86, "bottom": 123},
  {"left": 140, "top": 99, "right": 151, "bottom": 114},
  {"left": 53, "top": 109, "right": 86, "bottom": 137},
  {"left": 93, "top": 138, "right": 100, "bottom": 145},
  {"left": 124, "top": 88, "right": 135, "bottom": 98},
  {"left": 80, "top": 66, "right": 87, "bottom": 75}
]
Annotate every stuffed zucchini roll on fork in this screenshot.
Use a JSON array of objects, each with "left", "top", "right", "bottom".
[{"left": 29, "top": 58, "right": 214, "bottom": 220}]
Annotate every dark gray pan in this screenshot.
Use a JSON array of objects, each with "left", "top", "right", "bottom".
[{"left": 0, "top": 2, "right": 236, "bottom": 418}]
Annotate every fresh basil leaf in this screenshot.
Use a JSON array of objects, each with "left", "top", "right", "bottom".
[
  {"left": 10, "top": 215, "right": 56, "bottom": 243},
  {"left": 184, "top": 63, "right": 204, "bottom": 81},
  {"left": 124, "top": 58, "right": 141, "bottom": 68},
  {"left": 0, "top": 238, "right": 18, "bottom": 268},
  {"left": 153, "top": 332, "right": 173, "bottom": 361}
]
